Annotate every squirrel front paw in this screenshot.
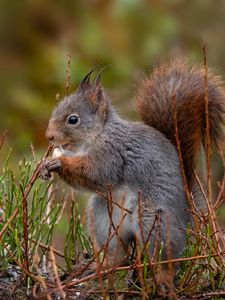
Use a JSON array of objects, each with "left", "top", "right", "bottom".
[{"left": 39, "top": 157, "right": 63, "bottom": 181}]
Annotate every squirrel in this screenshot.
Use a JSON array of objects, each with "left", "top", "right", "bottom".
[{"left": 40, "top": 58, "right": 225, "bottom": 266}]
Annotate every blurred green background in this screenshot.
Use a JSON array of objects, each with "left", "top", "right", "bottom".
[
  {"left": 1, "top": 0, "right": 225, "bottom": 253},
  {"left": 1, "top": 0, "right": 225, "bottom": 157}
]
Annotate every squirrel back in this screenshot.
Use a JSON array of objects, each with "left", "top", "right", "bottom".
[{"left": 135, "top": 59, "right": 225, "bottom": 184}]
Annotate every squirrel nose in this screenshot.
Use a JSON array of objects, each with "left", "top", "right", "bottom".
[
  {"left": 48, "top": 135, "right": 54, "bottom": 141},
  {"left": 46, "top": 128, "right": 55, "bottom": 141}
]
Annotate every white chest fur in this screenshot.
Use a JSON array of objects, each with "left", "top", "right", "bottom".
[{"left": 52, "top": 145, "right": 87, "bottom": 158}]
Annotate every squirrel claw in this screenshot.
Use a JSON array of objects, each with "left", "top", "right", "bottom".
[
  {"left": 45, "top": 157, "right": 62, "bottom": 172},
  {"left": 39, "top": 164, "right": 52, "bottom": 181},
  {"left": 39, "top": 157, "right": 62, "bottom": 181}
]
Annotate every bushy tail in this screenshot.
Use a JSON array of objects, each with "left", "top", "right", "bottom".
[{"left": 135, "top": 59, "right": 225, "bottom": 184}]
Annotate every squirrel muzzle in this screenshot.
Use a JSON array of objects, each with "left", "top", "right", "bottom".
[
  {"left": 46, "top": 127, "right": 55, "bottom": 141},
  {"left": 45, "top": 119, "right": 57, "bottom": 142}
]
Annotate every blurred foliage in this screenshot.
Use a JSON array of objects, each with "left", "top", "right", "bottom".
[{"left": 1, "top": 0, "right": 225, "bottom": 157}]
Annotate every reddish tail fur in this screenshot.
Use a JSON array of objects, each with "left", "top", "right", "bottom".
[{"left": 135, "top": 59, "right": 225, "bottom": 184}]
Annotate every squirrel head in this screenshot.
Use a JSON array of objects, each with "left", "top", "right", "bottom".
[{"left": 46, "top": 68, "right": 109, "bottom": 151}]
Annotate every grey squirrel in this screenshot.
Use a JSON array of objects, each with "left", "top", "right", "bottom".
[{"left": 40, "top": 58, "right": 225, "bottom": 265}]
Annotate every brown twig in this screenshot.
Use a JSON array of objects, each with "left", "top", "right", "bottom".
[
  {"left": 135, "top": 236, "right": 147, "bottom": 298},
  {"left": 203, "top": 45, "right": 225, "bottom": 265},
  {"left": 49, "top": 246, "right": 66, "bottom": 299},
  {"left": 137, "top": 191, "right": 145, "bottom": 251},
  {"left": 59, "top": 250, "right": 225, "bottom": 290},
  {"left": 136, "top": 191, "right": 160, "bottom": 293},
  {"left": 136, "top": 192, "right": 153, "bottom": 295},
  {"left": 152, "top": 209, "right": 161, "bottom": 262},
  {"left": 61, "top": 212, "right": 128, "bottom": 286},
  {"left": 105, "top": 185, "right": 128, "bottom": 254},
  {"left": 172, "top": 92, "right": 205, "bottom": 289},
  {"left": 191, "top": 290, "right": 225, "bottom": 299},
  {"left": 165, "top": 213, "right": 176, "bottom": 299},
  {"left": 172, "top": 93, "right": 199, "bottom": 230},
  {"left": 96, "top": 189, "right": 132, "bottom": 214},
  {"left": 32, "top": 240, "right": 72, "bottom": 260},
  {"left": 33, "top": 281, "right": 53, "bottom": 300},
  {"left": 214, "top": 174, "right": 225, "bottom": 209},
  {"left": 1, "top": 241, "right": 40, "bottom": 282},
  {"left": 0, "top": 207, "right": 19, "bottom": 241},
  {"left": 203, "top": 44, "right": 212, "bottom": 206},
  {"left": 21, "top": 187, "right": 29, "bottom": 276},
  {"left": 68, "top": 288, "right": 142, "bottom": 296},
  {"left": 32, "top": 264, "right": 53, "bottom": 300},
  {"left": 25, "top": 143, "right": 54, "bottom": 196},
  {"left": 21, "top": 143, "right": 53, "bottom": 276}
]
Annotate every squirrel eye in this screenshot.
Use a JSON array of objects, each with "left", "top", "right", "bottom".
[{"left": 68, "top": 115, "right": 79, "bottom": 125}]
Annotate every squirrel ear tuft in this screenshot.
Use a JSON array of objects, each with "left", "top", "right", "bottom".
[
  {"left": 90, "top": 65, "right": 111, "bottom": 105},
  {"left": 78, "top": 64, "right": 103, "bottom": 92},
  {"left": 78, "top": 64, "right": 111, "bottom": 93},
  {"left": 77, "top": 65, "right": 109, "bottom": 119},
  {"left": 94, "top": 65, "right": 111, "bottom": 86}
]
